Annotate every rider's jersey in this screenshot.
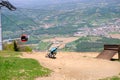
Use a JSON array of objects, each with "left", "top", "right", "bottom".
[{"left": 50, "top": 47, "right": 57, "bottom": 52}]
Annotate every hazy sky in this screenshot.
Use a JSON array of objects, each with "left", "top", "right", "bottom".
[
  {"left": 8, "top": 0, "right": 59, "bottom": 8},
  {"left": 9, "top": 0, "right": 44, "bottom": 5},
  {"left": 9, "top": 0, "right": 65, "bottom": 5},
  {"left": 8, "top": 0, "right": 50, "bottom": 8},
  {"left": 8, "top": 0, "right": 76, "bottom": 8},
  {"left": 8, "top": 0, "right": 77, "bottom": 6}
]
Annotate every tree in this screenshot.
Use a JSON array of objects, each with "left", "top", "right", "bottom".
[{"left": 13, "top": 40, "right": 19, "bottom": 51}]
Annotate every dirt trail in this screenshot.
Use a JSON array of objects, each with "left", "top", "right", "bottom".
[{"left": 22, "top": 52, "right": 120, "bottom": 80}]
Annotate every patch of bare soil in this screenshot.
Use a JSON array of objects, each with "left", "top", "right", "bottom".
[
  {"left": 21, "top": 52, "right": 120, "bottom": 80},
  {"left": 109, "top": 34, "right": 120, "bottom": 39},
  {"left": 42, "top": 37, "right": 79, "bottom": 49}
]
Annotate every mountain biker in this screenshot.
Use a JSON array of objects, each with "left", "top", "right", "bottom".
[{"left": 50, "top": 47, "right": 57, "bottom": 55}]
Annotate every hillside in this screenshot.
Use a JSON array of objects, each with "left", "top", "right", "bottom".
[
  {"left": 2, "top": 0, "right": 120, "bottom": 40},
  {"left": 64, "top": 36, "right": 120, "bottom": 52}
]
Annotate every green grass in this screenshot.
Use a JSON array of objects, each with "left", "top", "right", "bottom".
[
  {"left": 37, "top": 41, "right": 52, "bottom": 51},
  {"left": 0, "top": 51, "right": 22, "bottom": 57},
  {"left": 100, "top": 76, "right": 120, "bottom": 80},
  {"left": 100, "top": 73, "right": 120, "bottom": 80},
  {"left": 0, "top": 51, "right": 51, "bottom": 80}
]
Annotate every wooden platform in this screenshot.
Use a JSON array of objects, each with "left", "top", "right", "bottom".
[{"left": 97, "top": 44, "right": 120, "bottom": 60}]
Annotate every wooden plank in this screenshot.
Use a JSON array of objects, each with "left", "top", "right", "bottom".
[
  {"left": 97, "top": 50, "right": 117, "bottom": 60},
  {"left": 104, "top": 48, "right": 118, "bottom": 51},
  {"left": 104, "top": 45, "right": 119, "bottom": 48},
  {"left": 104, "top": 44, "right": 120, "bottom": 51},
  {"left": 104, "top": 44, "right": 119, "bottom": 48}
]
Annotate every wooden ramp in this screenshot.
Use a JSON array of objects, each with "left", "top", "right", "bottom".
[
  {"left": 96, "top": 50, "right": 117, "bottom": 60},
  {"left": 97, "top": 44, "right": 120, "bottom": 60}
]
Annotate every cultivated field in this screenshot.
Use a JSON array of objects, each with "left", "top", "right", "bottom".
[
  {"left": 42, "top": 37, "right": 79, "bottom": 49},
  {"left": 109, "top": 34, "right": 120, "bottom": 39}
]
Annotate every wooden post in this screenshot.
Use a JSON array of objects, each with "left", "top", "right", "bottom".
[
  {"left": 118, "top": 46, "right": 120, "bottom": 61},
  {"left": 118, "top": 52, "right": 120, "bottom": 61}
]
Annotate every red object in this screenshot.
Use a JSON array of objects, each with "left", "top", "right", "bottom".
[{"left": 21, "top": 34, "right": 28, "bottom": 42}]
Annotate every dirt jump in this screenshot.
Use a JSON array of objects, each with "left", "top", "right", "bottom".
[
  {"left": 97, "top": 50, "right": 117, "bottom": 60},
  {"left": 22, "top": 52, "right": 120, "bottom": 80},
  {"left": 97, "top": 44, "right": 120, "bottom": 60}
]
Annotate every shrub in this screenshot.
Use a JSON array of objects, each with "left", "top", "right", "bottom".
[
  {"left": 3, "top": 41, "right": 15, "bottom": 51},
  {"left": 19, "top": 46, "right": 32, "bottom": 52},
  {"left": 3, "top": 40, "right": 32, "bottom": 52}
]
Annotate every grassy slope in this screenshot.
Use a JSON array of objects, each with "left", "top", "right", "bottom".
[
  {"left": 0, "top": 51, "right": 51, "bottom": 80},
  {"left": 64, "top": 36, "right": 120, "bottom": 52},
  {"left": 37, "top": 41, "right": 52, "bottom": 51}
]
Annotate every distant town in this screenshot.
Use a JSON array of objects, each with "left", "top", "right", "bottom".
[{"left": 74, "top": 18, "right": 120, "bottom": 37}]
